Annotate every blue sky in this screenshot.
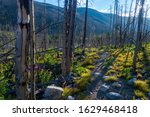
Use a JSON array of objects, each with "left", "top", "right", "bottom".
[
  {"left": 35, "top": 0, "right": 127, "bottom": 12},
  {"left": 35, "top": 0, "right": 150, "bottom": 17}
]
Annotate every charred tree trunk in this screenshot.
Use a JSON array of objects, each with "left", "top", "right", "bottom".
[
  {"left": 16, "top": 0, "right": 30, "bottom": 99},
  {"left": 82, "top": 0, "right": 88, "bottom": 55},
  {"left": 29, "top": 0, "right": 35, "bottom": 100},
  {"left": 62, "top": 0, "right": 77, "bottom": 82},
  {"left": 133, "top": 0, "right": 145, "bottom": 70},
  {"left": 119, "top": 5, "right": 123, "bottom": 46}
]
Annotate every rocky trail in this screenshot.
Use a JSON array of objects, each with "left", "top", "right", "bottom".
[{"left": 86, "top": 50, "right": 135, "bottom": 100}]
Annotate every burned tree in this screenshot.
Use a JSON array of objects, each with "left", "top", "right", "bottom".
[
  {"left": 133, "top": 0, "right": 145, "bottom": 69},
  {"left": 82, "top": 0, "right": 88, "bottom": 55},
  {"left": 62, "top": 0, "right": 77, "bottom": 82},
  {"left": 15, "top": 0, "right": 30, "bottom": 99}
]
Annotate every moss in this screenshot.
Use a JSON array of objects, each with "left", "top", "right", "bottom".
[
  {"left": 134, "top": 80, "right": 150, "bottom": 92},
  {"left": 62, "top": 87, "right": 80, "bottom": 99},
  {"left": 105, "top": 69, "right": 116, "bottom": 75},
  {"left": 75, "top": 70, "right": 91, "bottom": 91},
  {"left": 0, "top": 96, "right": 4, "bottom": 100},
  {"left": 81, "top": 57, "right": 94, "bottom": 67},
  {"left": 144, "top": 67, "right": 150, "bottom": 71},
  {"left": 105, "top": 76, "right": 118, "bottom": 82},
  {"left": 77, "top": 92, "right": 87, "bottom": 100},
  {"left": 86, "top": 65, "right": 95, "bottom": 70},
  {"left": 134, "top": 90, "right": 147, "bottom": 99},
  {"left": 90, "top": 48, "right": 98, "bottom": 52},
  {"left": 137, "top": 73, "right": 143, "bottom": 79},
  {"left": 136, "top": 62, "right": 143, "bottom": 69}
]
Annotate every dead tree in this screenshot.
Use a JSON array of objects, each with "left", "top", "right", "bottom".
[
  {"left": 16, "top": 0, "right": 30, "bottom": 99},
  {"left": 29, "top": 0, "right": 35, "bottom": 100},
  {"left": 82, "top": 0, "right": 88, "bottom": 55},
  {"left": 123, "top": 0, "right": 133, "bottom": 45},
  {"left": 142, "top": 4, "right": 149, "bottom": 38},
  {"left": 112, "top": 0, "right": 119, "bottom": 47},
  {"left": 62, "top": 0, "right": 77, "bottom": 82},
  {"left": 109, "top": 5, "right": 112, "bottom": 45},
  {"left": 58, "top": 0, "right": 61, "bottom": 48},
  {"left": 133, "top": 0, "right": 145, "bottom": 69},
  {"left": 130, "top": 0, "right": 139, "bottom": 41},
  {"left": 41, "top": 0, "right": 47, "bottom": 50},
  {"left": 119, "top": 5, "right": 123, "bottom": 46},
  {"left": 124, "top": 0, "right": 127, "bottom": 29}
]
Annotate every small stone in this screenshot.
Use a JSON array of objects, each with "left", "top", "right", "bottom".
[
  {"left": 127, "top": 78, "right": 137, "bottom": 85},
  {"left": 44, "top": 86, "right": 64, "bottom": 100},
  {"left": 147, "top": 77, "right": 150, "bottom": 80},
  {"left": 95, "top": 60, "right": 100, "bottom": 64},
  {"left": 107, "top": 66, "right": 111, "bottom": 70},
  {"left": 66, "top": 85, "right": 73, "bottom": 88},
  {"left": 103, "top": 76, "right": 110, "bottom": 79},
  {"left": 67, "top": 96, "right": 75, "bottom": 100},
  {"left": 148, "top": 92, "right": 150, "bottom": 97},
  {"left": 100, "top": 84, "right": 110, "bottom": 92},
  {"left": 112, "top": 82, "right": 121, "bottom": 88},
  {"left": 106, "top": 92, "right": 123, "bottom": 100},
  {"left": 94, "top": 72, "right": 100, "bottom": 77}
]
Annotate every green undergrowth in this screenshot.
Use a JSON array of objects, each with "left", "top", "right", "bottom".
[
  {"left": 103, "top": 44, "right": 150, "bottom": 99},
  {"left": 62, "top": 47, "right": 101, "bottom": 99}
]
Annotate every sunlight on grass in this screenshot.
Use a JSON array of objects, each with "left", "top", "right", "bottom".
[
  {"left": 105, "top": 76, "right": 118, "bottom": 82},
  {"left": 134, "top": 90, "right": 147, "bottom": 99},
  {"left": 134, "top": 80, "right": 150, "bottom": 92}
]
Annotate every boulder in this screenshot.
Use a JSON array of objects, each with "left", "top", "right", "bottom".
[
  {"left": 67, "top": 96, "right": 75, "bottom": 100},
  {"left": 44, "top": 86, "right": 64, "bottom": 100},
  {"left": 94, "top": 72, "right": 100, "bottom": 77},
  {"left": 106, "top": 92, "right": 123, "bottom": 100},
  {"left": 102, "top": 76, "right": 110, "bottom": 79},
  {"left": 100, "top": 84, "right": 110, "bottom": 92},
  {"left": 112, "top": 82, "right": 121, "bottom": 88},
  {"left": 148, "top": 92, "right": 150, "bottom": 97},
  {"left": 127, "top": 78, "right": 137, "bottom": 85}
]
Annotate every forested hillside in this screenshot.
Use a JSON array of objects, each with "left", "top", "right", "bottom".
[
  {"left": 0, "top": 0, "right": 110, "bottom": 34},
  {"left": 0, "top": 0, "right": 150, "bottom": 100}
]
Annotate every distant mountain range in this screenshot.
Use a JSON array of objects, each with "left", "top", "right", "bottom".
[
  {"left": 0, "top": 0, "right": 149, "bottom": 35},
  {"left": 0, "top": 0, "right": 111, "bottom": 35}
]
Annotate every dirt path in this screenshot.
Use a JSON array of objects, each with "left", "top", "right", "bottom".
[
  {"left": 86, "top": 51, "right": 110, "bottom": 99},
  {"left": 85, "top": 49, "right": 134, "bottom": 100}
]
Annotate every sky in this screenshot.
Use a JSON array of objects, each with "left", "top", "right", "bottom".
[{"left": 35, "top": 0, "right": 150, "bottom": 17}]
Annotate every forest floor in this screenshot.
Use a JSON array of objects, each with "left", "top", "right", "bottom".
[
  {"left": 1, "top": 43, "right": 150, "bottom": 100},
  {"left": 84, "top": 45, "right": 150, "bottom": 100}
]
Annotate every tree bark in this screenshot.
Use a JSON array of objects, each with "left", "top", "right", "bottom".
[
  {"left": 16, "top": 0, "right": 30, "bottom": 100},
  {"left": 29, "top": 0, "right": 36, "bottom": 100},
  {"left": 62, "top": 0, "right": 77, "bottom": 82},
  {"left": 133, "top": 0, "right": 145, "bottom": 69},
  {"left": 82, "top": 0, "right": 88, "bottom": 55}
]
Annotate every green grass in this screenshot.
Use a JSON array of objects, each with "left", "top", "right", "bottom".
[
  {"left": 134, "top": 90, "right": 147, "bottom": 99},
  {"left": 134, "top": 80, "right": 150, "bottom": 92},
  {"left": 105, "top": 76, "right": 118, "bottom": 82}
]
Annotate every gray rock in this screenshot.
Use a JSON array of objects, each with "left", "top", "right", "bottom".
[
  {"left": 112, "top": 82, "right": 121, "bottom": 88},
  {"left": 101, "top": 52, "right": 109, "bottom": 58},
  {"left": 106, "top": 92, "right": 123, "bottom": 100},
  {"left": 44, "top": 86, "right": 64, "bottom": 100},
  {"left": 94, "top": 72, "right": 100, "bottom": 77},
  {"left": 127, "top": 78, "right": 137, "bottom": 85},
  {"left": 103, "top": 76, "right": 110, "bottom": 79},
  {"left": 100, "top": 84, "right": 110, "bottom": 92},
  {"left": 67, "top": 96, "right": 75, "bottom": 100},
  {"left": 95, "top": 60, "right": 100, "bottom": 64},
  {"left": 147, "top": 77, "right": 150, "bottom": 80},
  {"left": 148, "top": 93, "right": 150, "bottom": 97}
]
